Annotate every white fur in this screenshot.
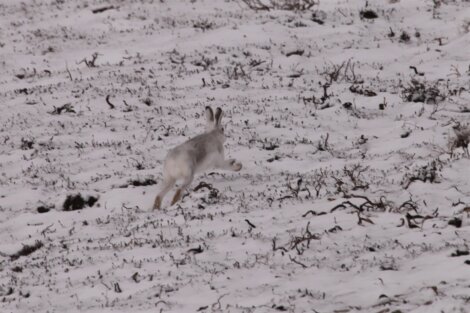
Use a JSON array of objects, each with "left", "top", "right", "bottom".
[{"left": 153, "top": 107, "right": 242, "bottom": 209}]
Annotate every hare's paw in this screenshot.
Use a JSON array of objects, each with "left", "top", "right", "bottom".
[{"left": 230, "top": 159, "right": 242, "bottom": 171}]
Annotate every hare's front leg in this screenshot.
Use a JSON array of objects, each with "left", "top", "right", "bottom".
[{"left": 217, "top": 158, "right": 242, "bottom": 171}]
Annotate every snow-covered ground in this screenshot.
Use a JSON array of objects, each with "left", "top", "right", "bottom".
[{"left": 1, "top": 0, "right": 470, "bottom": 312}]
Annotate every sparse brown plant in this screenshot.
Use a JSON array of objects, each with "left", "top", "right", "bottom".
[{"left": 77, "top": 52, "right": 100, "bottom": 67}]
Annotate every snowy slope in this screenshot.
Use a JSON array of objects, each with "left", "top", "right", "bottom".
[{"left": 1, "top": 0, "right": 470, "bottom": 312}]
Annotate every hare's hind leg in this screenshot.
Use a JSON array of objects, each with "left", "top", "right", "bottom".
[
  {"left": 153, "top": 176, "right": 176, "bottom": 210},
  {"left": 217, "top": 158, "right": 242, "bottom": 172},
  {"left": 171, "top": 173, "right": 194, "bottom": 206}
]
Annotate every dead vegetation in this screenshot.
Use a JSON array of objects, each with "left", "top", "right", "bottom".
[
  {"left": 450, "top": 123, "right": 470, "bottom": 157},
  {"left": 401, "top": 160, "right": 442, "bottom": 190},
  {"left": 330, "top": 194, "right": 391, "bottom": 213},
  {"left": 120, "top": 178, "right": 157, "bottom": 188},
  {"left": 401, "top": 79, "right": 446, "bottom": 103},
  {"left": 77, "top": 52, "right": 100, "bottom": 67},
  {"left": 8, "top": 241, "right": 44, "bottom": 260},
  {"left": 241, "top": 0, "right": 319, "bottom": 11},
  {"left": 359, "top": 10, "right": 378, "bottom": 20},
  {"left": 91, "top": 6, "right": 116, "bottom": 14},
  {"left": 193, "top": 19, "right": 214, "bottom": 31},
  {"left": 50, "top": 103, "right": 75, "bottom": 115},
  {"left": 332, "top": 164, "right": 370, "bottom": 195},
  {"left": 63, "top": 194, "right": 98, "bottom": 211},
  {"left": 319, "top": 59, "right": 362, "bottom": 84}
]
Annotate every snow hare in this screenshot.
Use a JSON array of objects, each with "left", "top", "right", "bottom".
[{"left": 153, "top": 107, "right": 242, "bottom": 210}]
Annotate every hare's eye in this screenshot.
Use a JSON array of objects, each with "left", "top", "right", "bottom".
[{"left": 221, "top": 127, "right": 225, "bottom": 132}]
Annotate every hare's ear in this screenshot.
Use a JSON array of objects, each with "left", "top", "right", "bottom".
[
  {"left": 214, "top": 107, "right": 223, "bottom": 126},
  {"left": 205, "top": 106, "right": 214, "bottom": 125}
]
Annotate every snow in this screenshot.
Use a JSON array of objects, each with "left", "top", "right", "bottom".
[{"left": 1, "top": 0, "right": 470, "bottom": 312}]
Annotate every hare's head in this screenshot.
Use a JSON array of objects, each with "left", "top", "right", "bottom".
[{"left": 205, "top": 106, "right": 224, "bottom": 133}]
